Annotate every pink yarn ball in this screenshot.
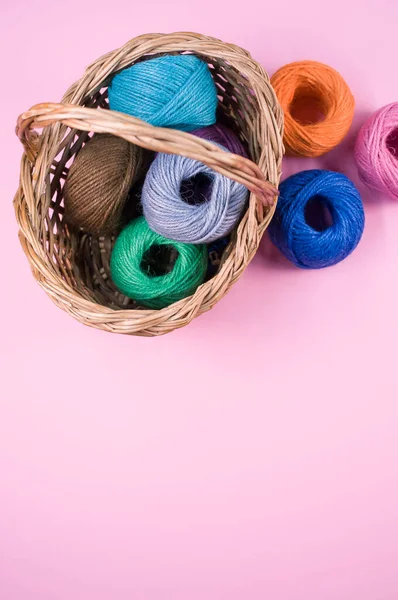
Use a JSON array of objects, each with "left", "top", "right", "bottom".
[{"left": 355, "top": 102, "right": 398, "bottom": 199}]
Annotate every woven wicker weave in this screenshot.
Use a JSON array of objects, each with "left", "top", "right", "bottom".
[{"left": 14, "top": 32, "right": 284, "bottom": 336}]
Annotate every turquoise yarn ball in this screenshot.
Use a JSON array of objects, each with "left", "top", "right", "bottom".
[
  {"left": 108, "top": 55, "right": 218, "bottom": 132},
  {"left": 110, "top": 217, "right": 208, "bottom": 309}
]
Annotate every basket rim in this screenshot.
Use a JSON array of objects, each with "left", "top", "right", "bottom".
[{"left": 14, "top": 31, "right": 284, "bottom": 336}]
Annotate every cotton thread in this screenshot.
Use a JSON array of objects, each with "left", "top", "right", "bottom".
[
  {"left": 269, "top": 170, "right": 364, "bottom": 269},
  {"left": 108, "top": 54, "right": 218, "bottom": 132},
  {"left": 64, "top": 133, "right": 147, "bottom": 236},
  {"left": 271, "top": 61, "right": 355, "bottom": 157},
  {"left": 355, "top": 102, "right": 398, "bottom": 200},
  {"left": 142, "top": 142, "right": 249, "bottom": 244},
  {"left": 110, "top": 217, "right": 208, "bottom": 309}
]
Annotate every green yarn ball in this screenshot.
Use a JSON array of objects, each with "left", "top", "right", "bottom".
[{"left": 110, "top": 217, "right": 208, "bottom": 309}]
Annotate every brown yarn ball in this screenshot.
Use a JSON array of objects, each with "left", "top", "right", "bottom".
[{"left": 64, "top": 133, "right": 146, "bottom": 236}]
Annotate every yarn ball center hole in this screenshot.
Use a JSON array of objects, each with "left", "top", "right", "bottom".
[
  {"left": 290, "top": 87, "right": 327, "bottom": 125},
  {"left": 141, "top": 244, "right": 179, "bottom": 277},
  {"left": 386, "top": 128, "right": 398, "bottom": 158},
  {"left": 180, "top": 173, "right": 213, "bottom": 205},
  {"left": 305, "top": 195, "right": 334, "bottom": 232}
]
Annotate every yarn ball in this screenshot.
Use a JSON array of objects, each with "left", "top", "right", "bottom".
[
  {"left": 141, "top": 143, "right": 249, "bottom": 244},
  {"left": 271, "top": 61, "right": 355, "bottom": 157},
  {"left": 269, "top": 170, "right": 364, "bottom": 269},
  {"left": 192, "top": 124, "right": 248, "bottom": 157},
  {"left": 206, "top": 236, "right": 230, "bottom": 279},
  {"left": 64, "top": 133, "right": 147, "bottom": 236},
  {"left": 108, "top": 54, "right": 218, "bottom": 132},
  {"left": 355, "top": 102, "right": 398, "bottom": 199},
  {"left": 110, "top": 217, "right": 208, "bottom": 309}
]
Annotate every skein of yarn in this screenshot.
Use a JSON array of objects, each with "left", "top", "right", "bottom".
[
  {"left": 64, "top": 133, "right": 147, "bottom": 236},
  {"left": 355, "top": 102, "right": 398, "bottom": 200},
  {"left": 110, "top": 217, "right": 208, "bottom": 309},
  {"left": 271, "top": 61, "right": 355, "bottom": 157},
  {"left": 269, "top": 170, "right": 364, "bottom": 269},
  {"left": 108, "top": 54, "right": 218, "bottom": 132},
  {"left": 141, "top": 134, "right": 249, "bottom": 244}
]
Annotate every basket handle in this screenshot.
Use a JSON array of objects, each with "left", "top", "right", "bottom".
[{"left": 16, "top": 102, "right": 278, "bottom": 207}]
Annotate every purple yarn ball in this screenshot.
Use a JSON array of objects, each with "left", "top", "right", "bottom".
[{"left": 191, "top": 124, "right": 248, "bottom": 157}]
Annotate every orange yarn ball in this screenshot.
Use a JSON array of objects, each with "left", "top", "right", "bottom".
[{"left": 271, "top": 61, "right": 355, "bottom": 157}]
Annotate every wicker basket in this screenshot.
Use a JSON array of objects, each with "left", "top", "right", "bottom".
[{"left": 14, "top": 32, "right": 284, "bottom": 336}]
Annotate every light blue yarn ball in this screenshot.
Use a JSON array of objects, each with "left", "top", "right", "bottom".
[
  {"left": 141, "top": 144, "right": 249, "bottom": 244},
  {"left": 269, "top": 169, "right": 365, "bottom": 269},
  {"left": 108, "top": 54, "right": 218, "bottom": 132}
]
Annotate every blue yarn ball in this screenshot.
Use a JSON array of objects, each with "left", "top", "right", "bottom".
[
  {"left": 269, "top": 170, "right": 365, "bottom": 269},
  {"left": 207, "top": 236, "right": 230, "bottom": 279},
  {"left": 108, "top": 54, "right": 218, "bottom": 132},
  {"left": 141, "top": 144, "right": 249, "bottom": 244}
]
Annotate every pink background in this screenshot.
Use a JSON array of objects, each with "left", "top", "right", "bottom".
[{"left": 1, "top": 1, "right": 398, "bottom": 598}]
